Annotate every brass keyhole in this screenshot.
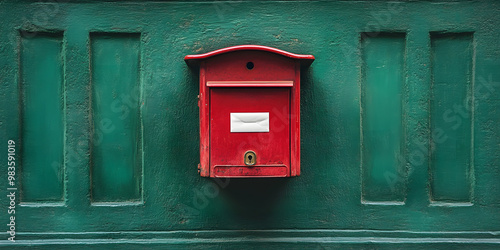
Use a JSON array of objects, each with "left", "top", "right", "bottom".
[{"left": 244, "top": 151, "right": 256, "bottom": 166}]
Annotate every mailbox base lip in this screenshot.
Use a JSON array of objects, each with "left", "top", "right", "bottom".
[{"left": 212, "top": 165, "right": 289, "bottom": 178}]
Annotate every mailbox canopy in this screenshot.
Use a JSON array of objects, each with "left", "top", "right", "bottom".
[
  {"left": 184, "top": 44, "right": 315, "bottom": 67},
  {"left": 185, "top": 45, "right": 314, "bottom": 177}
]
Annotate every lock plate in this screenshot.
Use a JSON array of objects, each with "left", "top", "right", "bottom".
[{"left": 244, "top": 151, "right": 256, "bottom": 166}]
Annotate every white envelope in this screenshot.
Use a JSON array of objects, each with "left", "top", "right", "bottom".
[{"left": 230, "top": 112, "right": 270, "bottom": 133}]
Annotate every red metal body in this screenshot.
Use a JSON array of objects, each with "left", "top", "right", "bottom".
[{"left": 185, "top": 45, "right": 314, "bottom": 178}]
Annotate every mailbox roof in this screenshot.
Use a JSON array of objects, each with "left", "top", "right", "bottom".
[{"left": 184, "top": 45, "right": 315, "bottom": 67}]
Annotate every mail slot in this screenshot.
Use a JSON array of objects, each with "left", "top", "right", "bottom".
[{"left": 185, "top": 45, "right": 314, "bottom": 177}]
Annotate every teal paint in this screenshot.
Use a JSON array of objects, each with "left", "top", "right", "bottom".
[
  {"left": 430, "top": 33, "right": 473, "bottom": 203},
  {"left": 0, "top": 0, "right": 499, "bottom": 248},
  {"left": 20, "top": 32, "right": 65, "bottom": 202},
  {"left": 361, "top": 33, "right": 406, "bottom": 203},
  {"left": 90, "top": 33, "right": 142, "bottom": 202}
]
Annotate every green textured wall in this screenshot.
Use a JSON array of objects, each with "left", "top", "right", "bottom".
[{"left": 1, "top": 0, "right": 500, "bottom": 248}]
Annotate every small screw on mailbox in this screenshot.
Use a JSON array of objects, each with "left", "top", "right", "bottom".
[{"left": 185, "top": 45, "right": 314, "bottom": 178}]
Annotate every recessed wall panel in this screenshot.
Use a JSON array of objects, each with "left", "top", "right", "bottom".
[
  {"left": 361, "top": 33, "right": 406, "bottom": 203},
  {"left": 430, "top": 32, "right": 473, "bottom": 203},
  {"left": 90, "top": 33, "right": 142, "bottom": 203},
  {"left": 21, "top": 32, "right": 65, "bottom": 202}
]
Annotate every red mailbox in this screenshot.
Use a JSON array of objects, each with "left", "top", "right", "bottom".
[{"left": 185, "top": 45, "right": 314, "bottom": 178}]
